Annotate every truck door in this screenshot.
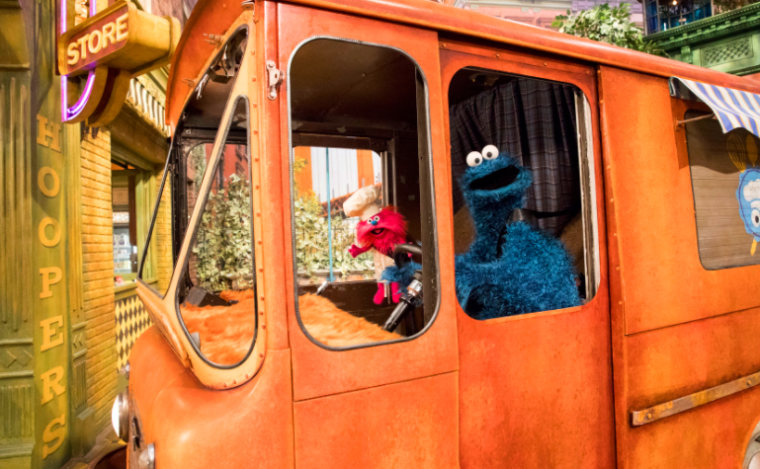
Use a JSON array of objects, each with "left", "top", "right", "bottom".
[
  {"left": 277, "top": 4, "right": 458, "bottom": 468},
  {"left": 441, "top": 43, "right": 615, "bottom": 467}
]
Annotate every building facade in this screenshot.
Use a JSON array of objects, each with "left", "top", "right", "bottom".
[
  {"left": 648, "top": 2, "right": 760, "bottom": 75},
  {"left": 0, "top": 0, "right": 184, "bottom": 467}
]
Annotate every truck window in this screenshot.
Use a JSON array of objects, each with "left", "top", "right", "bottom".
[
  {"left": 448, "top": 68, "right": 598, "bottom": 319},
  {"left": 289, "top": 38, "right": 438, "bottom": 348},
  {"left": 139, "top": 27, "right": 257, "bottom": 366},
  {"left": 684, "top": 111, "right": 760, "bottom": 269}
]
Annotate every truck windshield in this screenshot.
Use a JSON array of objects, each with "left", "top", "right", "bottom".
[{"left": 139, "top": 27, "right": 257, "bottom": 367}]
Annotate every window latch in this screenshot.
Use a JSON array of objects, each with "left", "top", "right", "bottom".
[{"left": 266, "top": 60, "right": 283, "bottom": 100}]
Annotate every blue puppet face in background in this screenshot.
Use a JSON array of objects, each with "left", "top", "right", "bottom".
[
  {"left": 459, "top": 145, "right": 532, "bottom": 211},
  {"left": 737, "top": 168, "right": 760, "bottom": 241}
]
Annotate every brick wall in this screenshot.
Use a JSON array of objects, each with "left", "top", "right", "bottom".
[
  {"left": 79, "top": 128, "right": 118, "bottom": 430},
  {"left": 155, "top": 177, "right": 173, "bottom": 293}
]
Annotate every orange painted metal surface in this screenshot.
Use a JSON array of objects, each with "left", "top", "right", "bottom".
[
  {"left": 599, "top": 66, "right": 760, "bottom": 334},
  {"left": 128, "top": 327, "right": 294, "bottom": 468},
  {"left": 164, "top": 0, "right": 245, "bottom": 128},
  {"left": 600, "top": 65, "right": 760, "bottom": 468},
  {"left": 130, "top": 0, "right": 760, "bottom": 468},
  {"left": 293, "top": 372, "right": 459, "bottom": 468},
  {"left": 440, "top": 42, "right": 615, "bottom": 468},
  {"left": 166, "top": 0, "right": 760, "bottom": 128},
  {"left": 277, "top": 2, "right": 458, "bottom": 402},
  {"left": 619, "top": 310, "right": 760, "bottom": 468}
]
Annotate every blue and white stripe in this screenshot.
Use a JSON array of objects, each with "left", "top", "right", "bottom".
[{"left": 671, "top": 77, "right": 760, "bottom": 138}]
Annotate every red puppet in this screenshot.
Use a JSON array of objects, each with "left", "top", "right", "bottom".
[
  {"left": 344, "top": 185, "right": 414, "bottom": 304},
  {"left": 349, "top": 208, "right": 408, "bottom": 258}
]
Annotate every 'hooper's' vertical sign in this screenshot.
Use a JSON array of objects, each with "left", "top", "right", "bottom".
[
  {"left": 34, "top": 0, "right": 71, "bottom": 461},
  {"left": 34, "top": 108, "right": 70, "bottom": 466}
]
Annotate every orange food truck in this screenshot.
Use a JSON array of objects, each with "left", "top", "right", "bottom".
[{"left": 114, "top": 0, "right": 760, "bottom": 467}]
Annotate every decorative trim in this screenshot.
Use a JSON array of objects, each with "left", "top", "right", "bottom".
[
  {"left": 115, "top": 293, "right": 152, "bottom": 369},
  {"left": 703, "top": 37, "right": 753, "bottom": 66},
  {"left": 648, "top": 3, "right": 760, "bottom": 49},
  {"left": 631, "top": 369, "right": 760, "bottom": 426},
  {"left": 0, "top": 382, "right": 34, "bottom": 439},
  {"left": 125, "top": 73, "right": 171, "bottom": 137},
  {"left": 0, "top": 443, "right": 33, "bottom": 458},
  {"left": 0, "top": 75, "right": 33, "bottom": 337}
]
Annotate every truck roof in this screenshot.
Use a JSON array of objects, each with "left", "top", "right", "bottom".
[{"left": 165, "top": 0, "right": 760, "bottom": 129}]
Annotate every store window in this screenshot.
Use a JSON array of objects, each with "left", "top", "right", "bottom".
[
  {"left": 112, "top": 163, "right": 139, "bottom": 285},
  {"left": 289, "top": 38, "right": 438, "bottom": 348},
  {"left": 448, "top": 68, "right": 598, "bottom": 319},
  {"left": 684, "top": 111, "right": 760, "bottom": 269}
]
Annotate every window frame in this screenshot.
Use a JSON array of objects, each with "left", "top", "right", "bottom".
[
  {"left": 135, "top": 21, "right": 267, "bottom": 386},
  {"left": 173, "top": 95, "right": 258, "bottom": 368},
  {"left": 286, "top": 36, "right": 441, "bottom": 351},
  {"left": 442, "top": 59, "right": 601, "bottom": 320}
]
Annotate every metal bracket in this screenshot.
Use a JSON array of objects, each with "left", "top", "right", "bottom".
[
  {"left": 675, "top": 112, "right": 714, "bottom": 127},
  {"left": 266, "top": 60, "right": 283, "bottom": 100},
  {"left": 630, "top": 368, "right": 760, "bottom": 426}
]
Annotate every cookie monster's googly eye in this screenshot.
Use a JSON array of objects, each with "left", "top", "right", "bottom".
[
  {"left": 482, "top": 145, "right": 499, "bottom": 160},
  {"left": 753, "top": 209, "right": 760, "bottom": 227},
  {"left": 466, "top": 151, "right": 483, "bottom": 167}
]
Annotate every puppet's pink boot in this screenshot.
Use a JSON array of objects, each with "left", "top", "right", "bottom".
[
  {"left": 373, "top": 283, "right": 386, "bottom": 305},
  {"left": 373, "top": 282, "right": 403, "bottom": 304}
]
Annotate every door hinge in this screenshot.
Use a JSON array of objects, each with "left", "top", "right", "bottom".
[{"left": 266, "top": 60, "right": 283, "bottom": 100}]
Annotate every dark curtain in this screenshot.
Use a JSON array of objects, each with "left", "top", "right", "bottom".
[{"left": 449, "top": 78, "right": 580, "bottom": 236}]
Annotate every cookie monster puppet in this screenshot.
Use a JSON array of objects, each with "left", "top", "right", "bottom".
[
  {"left": 344, "top": 185, "right": 421, "bottom": 305},
  {"left": 455, "top": 144, "right": 580, "bottom": 319}
]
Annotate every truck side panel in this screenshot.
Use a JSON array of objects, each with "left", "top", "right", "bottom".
[{"left": 600, "top": 65, "right": 760, "bottom": 468}]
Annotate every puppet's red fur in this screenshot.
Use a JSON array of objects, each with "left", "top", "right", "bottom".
[
  {"left": 181, "top": 291, "right": 400, "bottom": 363},
  {"left": 354, "top": 207, "right": 407, "bottom": 256}
]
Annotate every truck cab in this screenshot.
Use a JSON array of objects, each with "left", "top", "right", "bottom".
[{"left": 120, "top": 0, "right": 760, "bottom": 467}]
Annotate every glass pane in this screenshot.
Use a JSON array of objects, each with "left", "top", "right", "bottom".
[
  {"left": 178, "top": 98, "right": 256, "bottom": 366},
  {"left": 685, "top": 112, "right": 760, "bottom": 269},
  {"left": 290, "top": 39, "right": 436, "bottom": 348},
  {"left": 294, "top": 147, "right": 382, "bottom": 284},
  {"left": 138, "top": 27, "right": 249, "bottom": 297},
  {"left": 112, "top": 174, "right": 136, "bottom": 281},
  {"left": 448, "top": 68, "right": 591, "bottom": 319}
]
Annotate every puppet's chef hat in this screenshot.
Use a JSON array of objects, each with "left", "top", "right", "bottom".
[{"left": 344, "top": 185, "right": 381, "bottom": 221}]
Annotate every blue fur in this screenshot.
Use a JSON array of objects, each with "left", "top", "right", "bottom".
[
  {"left": 381, "top": 261, "right": 420, "bottom": 288},
  {"left": 455, "top": 153, "right": 580, "bottom": 319}
]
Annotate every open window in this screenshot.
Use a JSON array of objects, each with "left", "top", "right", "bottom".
[
  {"left": 448, "top": 68, "right": 599, "bottom": 319},
  {"left": 289, "top": 38, "right": 438, "bottom": 348}
]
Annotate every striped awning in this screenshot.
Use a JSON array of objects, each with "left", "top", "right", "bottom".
[{"left": 669, "top": 77, "right": 760, "bottom": 138}]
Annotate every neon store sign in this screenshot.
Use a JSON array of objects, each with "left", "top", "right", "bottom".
[{"left": 57, "top": 1, "right": 180, "bottom": 126}]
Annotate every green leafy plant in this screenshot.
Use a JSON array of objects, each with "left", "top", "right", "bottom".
[
  {"left": 553, "top": 3, "right": 662, "bottom": 54},
  {"left": 292, "top": 157, "right": 374, "bottom": 281},
  {"left": 293, "top": 192, "right": 374, "bottom": 281},
  {"left": 193, "top": 170, "right": 254, "bottom": 292}
]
